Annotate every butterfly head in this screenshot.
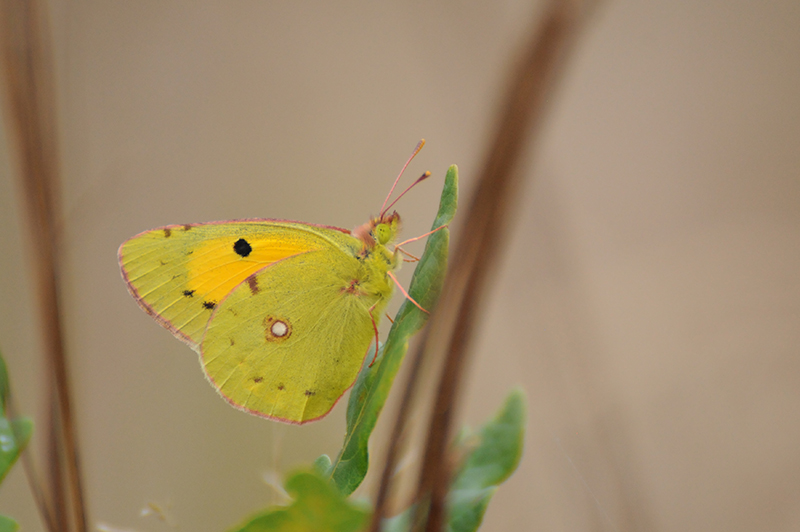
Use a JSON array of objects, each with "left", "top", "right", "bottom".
[
  {"left": 353, "top": 211, "right": 401, "bottom": 249},
  {"left": 373, "top": 211, "right": 400, "bottom": 245}
]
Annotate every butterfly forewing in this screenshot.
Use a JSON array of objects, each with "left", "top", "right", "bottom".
[{"left": 118, "top": 221, "right": 350, "bottom": 348}]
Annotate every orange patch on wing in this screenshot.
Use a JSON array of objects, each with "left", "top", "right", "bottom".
[{"left": 186, "top": 236, "right": 317, "bottom": 303}]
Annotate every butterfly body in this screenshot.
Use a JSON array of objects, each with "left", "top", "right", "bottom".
[{"left": 119, "top": 213, "right": 401, "bottom": 424}]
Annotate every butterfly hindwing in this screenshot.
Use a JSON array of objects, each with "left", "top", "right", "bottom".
[
  {"left": 118, "top": 221, "right": 351, "bottom": 348},
  {"left": 201, "top": 248, "right": 376, "bottom": 424}
]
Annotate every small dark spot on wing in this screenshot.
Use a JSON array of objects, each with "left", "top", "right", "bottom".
[
  {"left": 182, "top": 224, "right": 192, "bottom": 231},
  {"left": 277, "top": 384, "right": 285, "bottom": 391},
  {"left": 203, "top": 301, "right": 216, "bottom": 310},
  {"left": 233, "top": 238, "right": 252, "bottom": 257},
  {"left": 304, "top": 390, "right": 316, "bottom": 396},
  {"left": 253, "top": 376, "right": 263, "bottom": 383},
  {"left": 247, "top": 275, "right": 259, "bottom": 295},
  {"left": 163, "top": 228, "right": 172, "bottom": 238},
  {"left": 183, "top": 289, "right": 195, "bottom": 297}
]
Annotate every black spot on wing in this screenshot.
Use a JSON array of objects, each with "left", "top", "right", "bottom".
[
  {"left": 183, "top": 289, "right": 195, "bottom": 297},
  {"left": 203, "top": 301, "right": 216, "bottom": 310},
  {"left": 233, "top": 238, "right": 252, "bottom": 257}
]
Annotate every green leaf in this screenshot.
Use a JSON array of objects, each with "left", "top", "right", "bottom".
[
  {"left": 10, "top": 418, "right": 32, "bottom": 453},
  {"left": 380, "top": 507, "right": 413, "bottom": 532},
  {"left": 0, "top": 515, "right": 19, "bottom": 532},
  {"left": 227, "top": 470, "right": 369, "bottom": 532},
  {"left": 447, "top": 389, "right": 526, "bottom": 532},
  {"left": 326, "top": 165, "right": 459, "bottom": 495},
  {"left": 447, "top": 488, "right": 495, "bottom": 532},
  {"left": 0, "top": 349, "right": 33, "bottom": 485},
  {"left": 313, "top": 454, "right": 332, "bottom": 477},
  {"left": 0, "top": 416, "right": 32, "bottom": 484},
  {"left": 381, "top": 391, "right": 526, "bottom": 532}
]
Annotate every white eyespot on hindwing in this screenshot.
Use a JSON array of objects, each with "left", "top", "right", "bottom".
[
  {"left": 271, "top": 321, "right": 288, "bottom": 337},
  {"left": 264, "top": 315, "right": 291, "bottom": 342}
]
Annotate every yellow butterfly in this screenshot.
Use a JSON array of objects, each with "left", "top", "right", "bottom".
[{"left": 118, "top": 142, "right": 431, "bottom": 424}]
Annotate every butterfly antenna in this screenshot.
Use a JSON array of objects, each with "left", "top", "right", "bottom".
[
  {"left": 381, "top": 171, "right": 432, "bottom": 216},
  {"left": 380, "top": 139, "right": 426, "bottom": 215}
]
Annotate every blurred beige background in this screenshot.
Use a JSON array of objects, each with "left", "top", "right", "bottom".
[{"left": 1, "top": 1, "right": 799, "bottom": 531}]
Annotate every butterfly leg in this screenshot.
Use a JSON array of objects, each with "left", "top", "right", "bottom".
[
  {"left": 386, "top": 271, "right": 429, "bottom": 314},
  {"left": 367, "top": 302, "right": 381, "bottom": 367},
  {"left": 393, "top": 223, "right": 448, "bottom": 251},
  {"left": 396, "top": 247, "right": 421, "bottom": 262}
]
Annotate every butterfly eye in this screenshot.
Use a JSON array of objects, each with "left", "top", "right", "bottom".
[{"left": 374, "top": 223, "right": 392, "bottom": 245}]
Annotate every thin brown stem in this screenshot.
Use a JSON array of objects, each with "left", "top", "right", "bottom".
[
  {"left": 412, "top": 2, "right": 586, "bottom": 530},
  {"left": 0, "top": 1, "right": 88, "bottom": 531},
  {"left": 367, "top": 326, "right": 432, "bottom": 532}
]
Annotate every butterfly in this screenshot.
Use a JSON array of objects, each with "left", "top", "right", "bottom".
[{"left": 118, "top": 141, "right": 433, "bottom": 424}]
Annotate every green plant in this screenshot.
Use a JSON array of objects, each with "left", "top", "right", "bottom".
[
  {"left": 0, "top": 351, "right": 33, "bottom": 532},
  {"left": 227, "top": 166, "right": 526, "bottom": 531}
]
